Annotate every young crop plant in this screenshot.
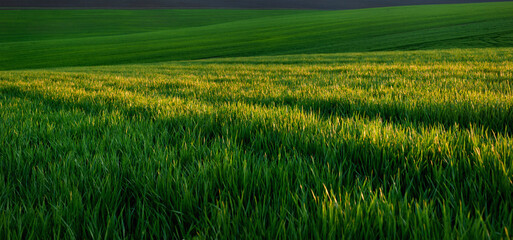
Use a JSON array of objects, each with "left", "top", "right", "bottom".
[
  {"left": 1, "top": 47, "right": 512, "bottom": 239},
  {"left": 1, "top": 2, "right": 513, "bottom": 239}
]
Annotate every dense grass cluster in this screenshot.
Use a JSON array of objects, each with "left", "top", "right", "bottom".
[{"left": 1, "top": 48, "right": 512, "bottom": 238}]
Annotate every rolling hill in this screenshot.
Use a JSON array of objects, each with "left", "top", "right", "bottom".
[{"left": 1, "top": 2, "right": 513, "bottom": 70}]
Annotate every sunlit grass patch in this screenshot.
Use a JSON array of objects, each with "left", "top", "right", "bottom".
[{"left": 1, "top": 48, "right": 512, "bottom": 238}]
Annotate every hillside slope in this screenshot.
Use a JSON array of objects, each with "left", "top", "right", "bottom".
[
  {"left": 1, "top": 2, "right": 513, "bottom": 70},
  {"left": 1, "top": 0, "right": 512, "bottom": 10}
]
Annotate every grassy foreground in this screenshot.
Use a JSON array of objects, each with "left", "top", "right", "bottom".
[
  {"left": 1, "top": 48, "right": 512, "bottom": 238},
  {"left": 1, "top": 2, "right": 513, "bottom": 70}
]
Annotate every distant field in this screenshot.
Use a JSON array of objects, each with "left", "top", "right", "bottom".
[
  {"left": 1, "top": 2, "right": 513, "bottom": 239},
  {"left": 1, "top": 48, "right": 512, "bottom": 238},
  {"left": 0, "top": 9, "right": 302, "bottom": 42},
  {"left": 1, "top": 2, "right": 513, "bottom": 70}
]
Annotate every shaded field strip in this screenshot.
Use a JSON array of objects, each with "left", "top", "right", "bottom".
[
  {"left": 1, "top": 85, "right": 512, "bottom": 207},
  {"left": 381, "top": 29, "right": 513, "bottom": 51},
  {"left": 242, "top": 95, "right": 513, "bottom": 136},
  {"left": 152, "top": 87, "right": 513, "bottom": 136}
]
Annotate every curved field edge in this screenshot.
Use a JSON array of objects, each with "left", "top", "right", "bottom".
[
  {"left": 0, "top": 9, "right": 305, "bottom": 43},
  {"left": 0, "top": 48, "right": 512, "bottom": 238},
  {"left": 1, "top": 2, "right": 513, "bottom": 70}
]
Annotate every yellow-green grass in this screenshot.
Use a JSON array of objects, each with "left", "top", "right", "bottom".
[
  {"left": 1, "top": 2, "right": 513, "bottom": 70},
  {"left": 1, "top": 48, "right": 512, "bottom": 238}
]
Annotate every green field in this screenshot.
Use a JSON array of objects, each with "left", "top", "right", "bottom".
[
  {"left": 1, "top": 2, "right": 513, "bottom": 70},
  {"left": 1, "top": 2, "right": 513, "bottom": 239}
]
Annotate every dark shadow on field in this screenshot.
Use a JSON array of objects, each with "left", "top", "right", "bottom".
[
  {"left": 2, "top": 85, "right": 511, "bottom": 217},
  {"left": 380, "top": 30, "right": 513, "bottom": 51},
  {"left": 155, "top": 88, "right": 513, "bottom": 136},
  {"left": 239, "top": 95, "right": 513, "bottom": 135}
]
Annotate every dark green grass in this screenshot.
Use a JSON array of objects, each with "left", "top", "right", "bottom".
[
  {"left": 1, "top": 2, "right": 513, "bottom": 70},
  {"left": 0, "top": 9, "right": 301, "bottom": 43},
  {"left": 1, "top": 48, "right": 512, "bottom": 239}
]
